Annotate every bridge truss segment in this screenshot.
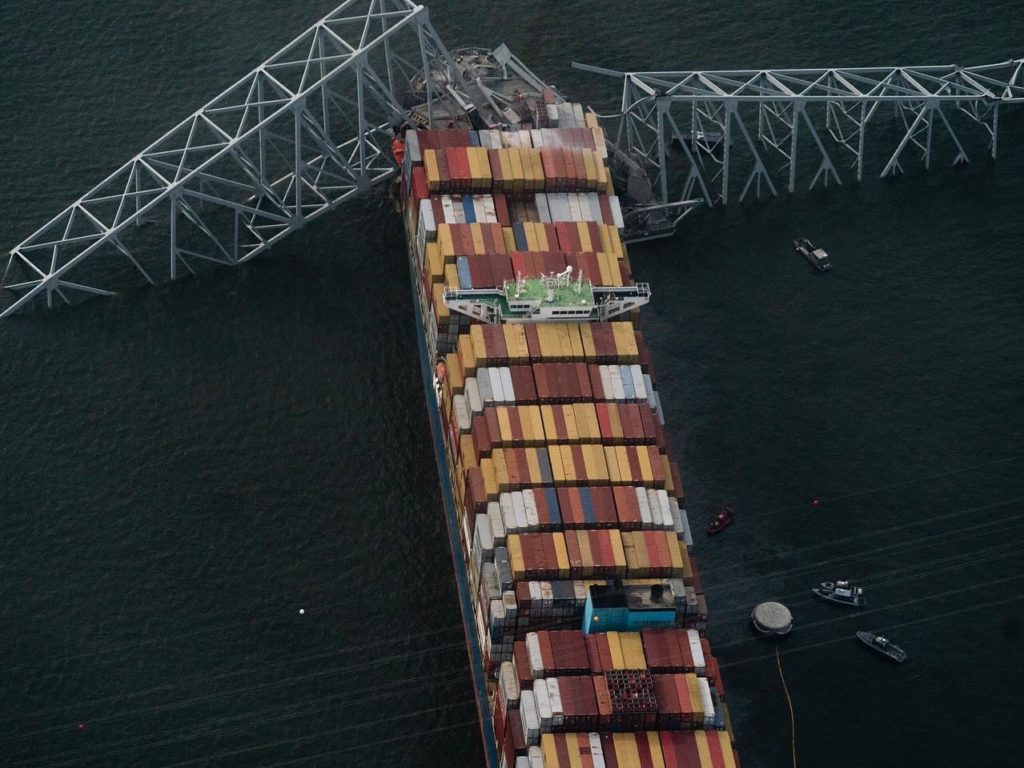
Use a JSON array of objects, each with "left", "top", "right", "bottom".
[
  {"left": 1, "top": 0, "right": 463, "bottom": 317},
  {"left": 575, "top": 59, "right": 1024, "bottom": 209}
]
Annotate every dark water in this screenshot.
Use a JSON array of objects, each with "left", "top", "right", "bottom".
[{"left": 1, "top": 1, "right": 1022, "bottom": 766}]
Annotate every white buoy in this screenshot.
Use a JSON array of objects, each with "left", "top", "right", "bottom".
[{"left": 299, "top": 608, "right": 305, "bottom": 615}]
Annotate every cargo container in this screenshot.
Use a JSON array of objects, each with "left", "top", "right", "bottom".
[{"left": 401, "top": 64, "right": 737, "bottom": 768}]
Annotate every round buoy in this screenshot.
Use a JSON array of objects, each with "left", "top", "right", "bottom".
[
  {"left": 812, "top": 497, "right": 820, "bottom": 507},
  {"left": 751, "top": 602, "right": 793, "bottom": 636},
  {"left": 299, "top": 608, "right": 305, "bottom": 615},
  {"left": 77, "top": 723, "right": 86, "bottom": 732}
]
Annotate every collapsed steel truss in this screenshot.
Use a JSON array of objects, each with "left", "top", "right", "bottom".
[
  {"left": 1, "top": 0, "right": 462, "bottom": 317},
  {"left": 576, "top": 60, "right": 1024, "bottom": 208}
]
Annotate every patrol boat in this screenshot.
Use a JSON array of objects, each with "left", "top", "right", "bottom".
[
  {"left": 794, "top": 238, "right": 832, "bottom": 271},
  {"left": 812, "top": 580, "right": 865, "bottom": 607},
  {"left": 856, "top": 631, "right": 908, "bottom": 663}
]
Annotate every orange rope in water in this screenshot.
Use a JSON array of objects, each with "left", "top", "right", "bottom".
[{"left": 776, "top": 644, "right": 797, "bottom": 768}]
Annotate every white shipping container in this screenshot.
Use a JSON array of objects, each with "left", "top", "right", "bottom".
[
  {"left": 573, "top": 104, "right": 586, "bottom": 127},
  {"left": 596, "top": 365, "right": 612, "bottom": 402},
  {"left": 698, "top": 676, "right": 716, "bottom": 726},
  {"left": 499, "top": 661, "right": 520, "bottom": 708},
  {"left": 647, "top": 488, "right": 664, "bottom": 528},
  {"left": 535, "top": 193, "right": 551, "bottom": 223},
  {"left": 475, "top": 513, "right": 494, "bottom": 559},
  {"left": 526, "top": 632, "right": 544, "bottom": 676},
  {"left": 530, "top": 129, "right": 545, "bottom": 149},
  {"left": 654, "top": 391, "right": 666, "bottom": 425},
  {"left": 520, "top": 689, "right": 540, "bottom": 744},
  {"left": 568, "top": 193, "right": 582, "bottom": 222},
  {"left": 609, "top": 195, "right": 625, "bottom": 230},
  {"left": 478, "top": 367, "right": 494, "bottom": 403},
  {"left": 500, "top": 367, "right": 515, "bottom": 402},
  {"left": 546, "top": 103, "right": 559, "bottom": 127},
  {"left": 630, "top": 365, "right": 647, "bottom": 401},
  {"left": 528, "top": 746, "right": 545, "bottom": 768},
  {"left": 418, "top": 199, "right": 436, "bottom": 240},
  {"left": 636, "top": 486, "right": 652, "bottom": 528},
  {"left": 589, "top": 733, "right": 607, "bottom": 768},
  {"left": 533, "top": 679, "right": 553, "bottom": 728},
  {"left": 500, "top": 493, "right": 517, "bottom": 533},
  {"left": 483, "top": 196, "right": 497, "bottom": 224},
  {"left": 405, "top": 129, "right": 422, "bottom": 164},
  {"left": 488, "top": 502, "right": 507, "bottom": 546},
  {"left": 523, "top": 489, "right": 540, "bottom": 531},
  {"left": 513, "top": 491, "right": 529, "bottom": 531},
  {"left": 441, "top": 195, "right": 456, "bottom": 224},
  {"left": 453, "top": 395, "right": 471, "bottom": 432},
  {"left": 643, "top": 374, "right": 656, "bottom": 409},
  {"left": 529, "top": 581, "right": 543, "bottom": 603},
  {"left": 609, "top": 366, "right": 626, "bottom": 401},
  {"left": 546, "top": 678, "right": 564, "bottom": 726},
  {"left": 657, "top": 490, "right": 672, "bottom": 530},
  {"left": 489, "top": 367, "right": 505, "bottom": 403},
  {"left": 466, "top": 377, "right": 483, "bottom": 414},
  {"left": 515, "top": 757, "right": 529, "bottom": 768},
  {"left": 688, "top": 629, "right": 706, "bottom": 673}
]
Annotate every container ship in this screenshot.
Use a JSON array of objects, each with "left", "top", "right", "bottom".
[{"left": 399, "top": 48, "right": 740, "bottom": 768}]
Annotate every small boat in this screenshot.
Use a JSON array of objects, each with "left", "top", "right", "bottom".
[
  {"left": 707, "top": 506, "right": 734, "bottom": 536},
  {"left": 794, "top": 238, "right": 832, "bottom": 271},
  {"left": 812, "top": 580, "right": 865, "bottom": 607},
  {"left": 856, "top": 631, "right": 908, "bottom": 663}
]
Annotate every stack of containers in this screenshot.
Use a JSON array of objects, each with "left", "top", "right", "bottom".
[{"left": 402, "top": 105, "right": 738, "bottom": 768}]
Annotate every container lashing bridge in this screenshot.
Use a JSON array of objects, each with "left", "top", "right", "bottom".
[{"left": 2, "top": 0, "right": 1022, "bottom": 316}]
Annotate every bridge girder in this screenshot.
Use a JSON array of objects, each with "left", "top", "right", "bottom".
[
  {"left": 575, "top": 59, "right": 1024, "bottom": 208},
  {"left": 1, "top": 0, "right": 462, "bottom": 317}
]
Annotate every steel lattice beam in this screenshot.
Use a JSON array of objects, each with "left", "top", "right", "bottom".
[
  {"left": 2, "top": 0, "right": 463, "bottom": 317},
  {"left": 576, "top": 59, "right": 1024, "bottom": 208}
]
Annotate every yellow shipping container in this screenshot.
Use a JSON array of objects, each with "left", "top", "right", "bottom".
[
  {"left": 480, "top": 458, "right": 498, "bottom": 498},
  {"left": 526, "top": 406, "right": 546, "bottom": 445},
  {"left": 604, "top": 445, "right": 621, "bottom": 483},
  {"left": 542, "top": 734, "right": 560, "bottom": 768},
  {"left": 567, "top": 324, "right": 585, "bottom": 360},
  {"left": 508, "top": 148, "right": 525, "bottom": 188},
  {"left": 686, "top": 673, "right": 704, "bottom": 720},
  {"left": 424, "top": 148, "right": 441, "bottom": 191},
  {"left": 579, "top": 323, "right": 598, "bottom": 361},
  {"left": 460, "top": 435, "right": 478, "bottom": 468},
  {"left": 502, "top": 226, "right": 517, "bottom": 253},
  {"left": 525, "top": 446, "right": 543, "bottom": 485},
  {"left": 496, "top": 408, "right": 513, "bottom": 443},
  {"left": 498, "top": 149, "right": 513, "bottom": 190},
  {"left": 620, "top": 631, "right": 646, "bottom": 669},
  {"left": 612, "top": 734, "right": 639, "bottom": 768},
  {"left": 558, "top": 444, "right": 577, "bottom": 485},
  {"left": 507, "top": 323, "right": 530, "bottom": 362},
  {"left": 576, "top": 220, "right": 593, "bottom": 252},
  {"left": 445, "top": 351, "right": 463, "bottom": 393},
  {"left": 606, "top": 532, "right": 622, "bottom": 573},
  {"left": 470, "top": 223, "right": 485, "bottom": 255},
  {"left": 561, "top": 405, "right": 580, "bottom": 442},
  {"left": 470, "top": 324, "right": 487, "bottom": 364},
  {"left": 574, "top": 403, "right": 599, "bottom": 441},
  {"left": 665, "top": 531, "right": 685, "bottom": 573},
  {"left": 444, "top": 263, "right": 459, "bottom": 289},
  {"left": 636, "top": 446, "right": 655, "bottom": 485},
  {"left": 607, "top": 631, "right": 626, "bottom": 669},
  {"left": 583, "top": 150, "right": 598, "bottom": 189},
  {"left": 432, "top": 284, "right": 449, "bottom": 321},
  {"left": 458, "top": 334, "right": 476, "bottom": 375},
  {"left": 607, "top": 401, "right": 623, "bottom": 440},
  {"left": 695, "top": 732, "right": 714, "bottom": 768},
  {"left": 437, "top": 223, "right": 455, "bottom": 259},
  {"left": 540, "top": 405, "right": 558, "bottom": 443},
  {"left": 717, "top": 731, "right": 739, "bottom": 768},
  {"left": 547, "top": 443, "right": 566, "bottom": 485},
  {"left": 426, "top": 242, "right": 444, "bottom": 280},
  {"left": 662, "top": 455, "right": 675, "bottom": 494},
  {"left": 611, "top": 321, "right": 639, "bottom": 360},
  {"left": 615, "top": 446, "right": 633, "bottom": 484},
  {"left": 553, "top": 532, "right": 570, "bottom": 577},
  {"left": 507, "top": 534, "right": 525, "bottom": 578},
  {"left": 492, "top": 448, "right": 509, "bottom": 491},
  {"left": 577, "top": 530, "right": 594, "bottom": 577},
  {"left": 585, "top": 443, "right": 610, "bottom": 483}
]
